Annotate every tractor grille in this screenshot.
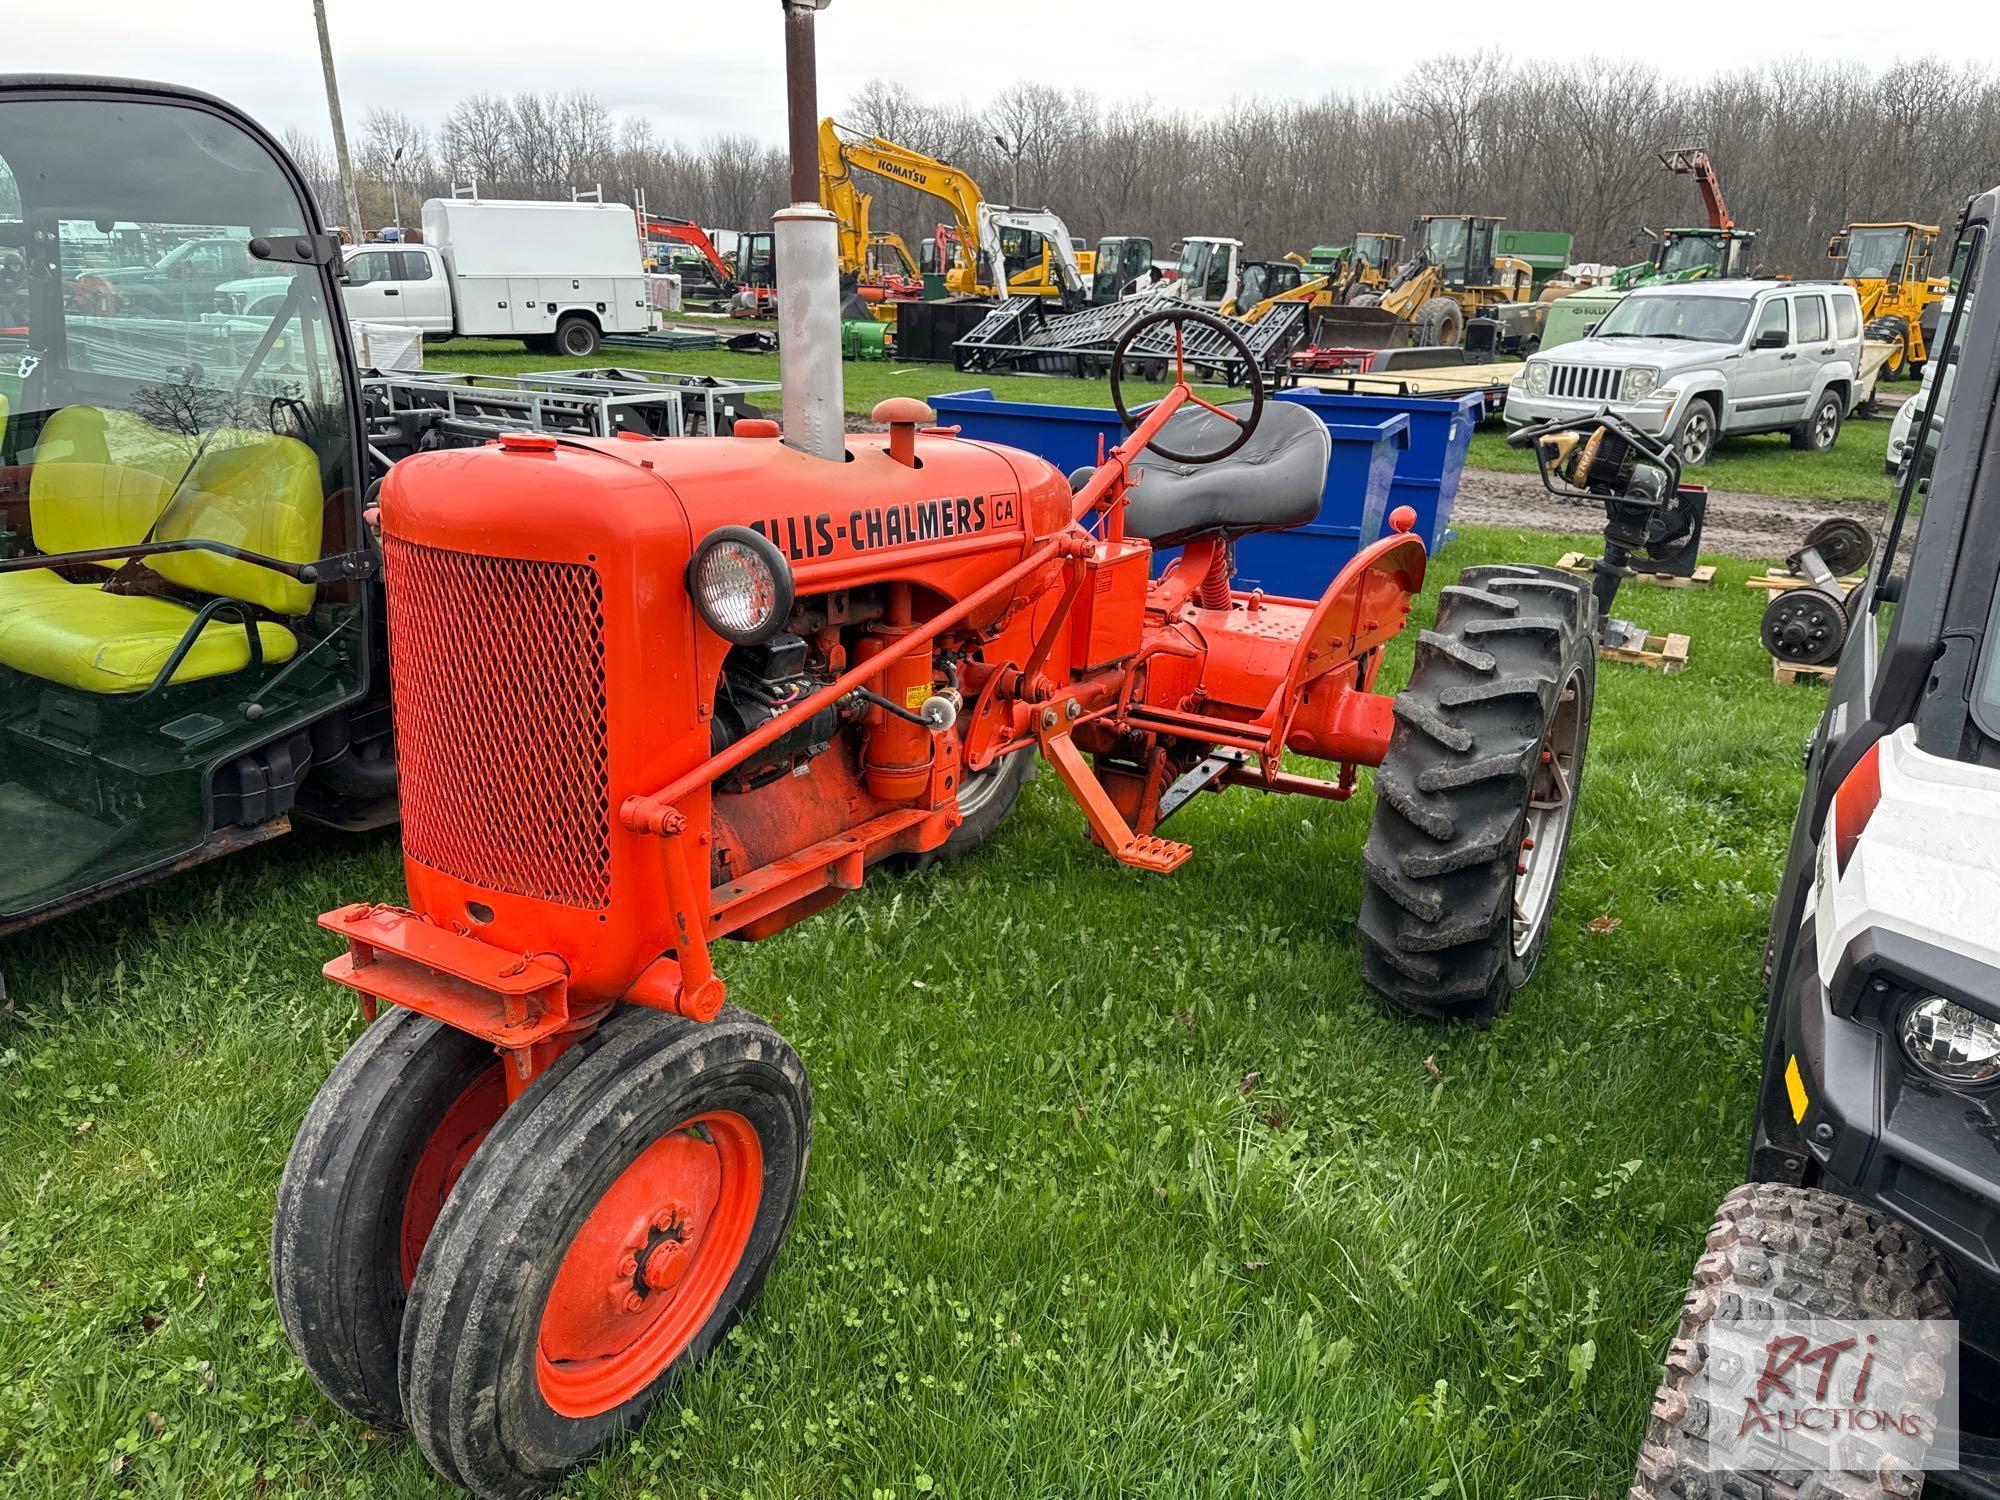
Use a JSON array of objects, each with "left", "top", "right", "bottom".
[
  {"left": 1546, "top": 363, "right": 1626, "bottom": 402},
  {"left": 382, "top": 537, "right": 612, "bottom": 909}
]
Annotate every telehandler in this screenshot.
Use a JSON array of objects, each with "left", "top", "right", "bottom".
[{"left": 274, "top": 190, "right": 1609, "bottom": 1497}]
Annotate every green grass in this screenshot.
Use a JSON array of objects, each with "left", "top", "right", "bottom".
[
  {"left": 0, "top": 526, "right": 1821, "bottom": 1498},
  {"left": 423, "top": 337, "right": 1223, "bottom": 421},
  {"left": 423, "top": 337, "right": 1900, "bottom": 504},
  {"left": 1467, "top": 416, "right": 1896, "bottom": 504}
]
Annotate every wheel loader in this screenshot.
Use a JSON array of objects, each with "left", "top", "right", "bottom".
[
  {"left": 1318, "top": 215, "right": 1543, "bottom": 353},
  {"left": 1827, "top": 220, "right": 1950, "bottom": 378}
]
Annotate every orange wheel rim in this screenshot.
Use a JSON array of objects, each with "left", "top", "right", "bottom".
[
  {"left": 535, "top": 1111, "right": 763, "bottom": 1418},
  {"left": 401, "top": 1066, "right": 507, "bottom": 1286}
]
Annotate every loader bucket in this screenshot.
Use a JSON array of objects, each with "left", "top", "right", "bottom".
[{"left": 1309, "top": 305, "right": 1412, "bottom": 352}]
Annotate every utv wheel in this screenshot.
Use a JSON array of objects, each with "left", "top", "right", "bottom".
[
  {"left": 273, "top": 1009, "right": 509, "bottom": 1430},
  {"left": 1792, "top": 389, "right": 1844, "bottom": 451},
  {"left": 1671, "top": 398, "right": 1717, "bottom": 467},
  {"left": 1632, "top": 1182, "right": 1954, "bottom": 1500},
  {"left": 555, "top": 314, "right": 602, "bottom": 358},
  {"left": 1412, "top": 294, "right": 1464, "bottom": 347},
  {"left": 400, "top": 1005, "right": 810, "bottom": 1499},
  {"left": 1360, "top": 564, "right": 1595, "bottom": 1023}
]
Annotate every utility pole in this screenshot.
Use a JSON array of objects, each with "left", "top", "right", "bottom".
[
  {"left": 992, "top": 133, "right": 1023, "bottom": 205},
  {"left": 312, "top": 0, "right": 364, "bottom": 241}
]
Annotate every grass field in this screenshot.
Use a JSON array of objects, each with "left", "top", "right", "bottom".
[
  {"left": 416, "top": 336, "right": 1901, "bottom": 505},
  {"left": 0, "top": 524, "right": 1825, "bottom": 1498}
]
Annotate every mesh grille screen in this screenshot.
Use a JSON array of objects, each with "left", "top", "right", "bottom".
[{"left": 383, "top": 537, "right": 611, "bottom": 909}]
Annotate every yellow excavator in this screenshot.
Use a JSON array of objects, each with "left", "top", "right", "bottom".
[
  {"left": 1826, "top": 221, "right": 1950, "bottom": 377},
  {"left": 817, "top": 118, "right": 1086, "bottom": 307}
]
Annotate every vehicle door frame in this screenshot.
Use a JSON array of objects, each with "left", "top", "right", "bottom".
[{"left": 1732, "top": 291, "right": 1797, "bottom": 431}]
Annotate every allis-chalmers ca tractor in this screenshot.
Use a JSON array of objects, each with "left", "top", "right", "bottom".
[{"left": 275, "top": 302, "right": 1598, "bottom": 1496}]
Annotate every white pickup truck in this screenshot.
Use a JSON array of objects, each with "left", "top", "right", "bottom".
[{"left": 339, "top": 198, "right": 658, "bottom": 357}]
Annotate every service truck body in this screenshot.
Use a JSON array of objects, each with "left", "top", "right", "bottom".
[{"left": 340, "top": 198, "right": 655, "bottom": 352}]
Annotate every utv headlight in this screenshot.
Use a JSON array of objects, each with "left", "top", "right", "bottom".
[
  {"left": 1621, "top": 366, "right": 1661, "bottom": 402},
  {"left": 1900, "top": 995, "right": 2000, "bottom": 1087},
  {"left": 1522, "top": 360, "right": 1550, "bottom": 396},
  {"left": 688, "top": 526, "right": 793, "bottom": 645}
]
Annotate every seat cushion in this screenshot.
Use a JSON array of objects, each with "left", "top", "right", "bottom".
[
  {"left": 28, "top": 405, "right": 194, "bottom": 563},
  {"left": 1125, "top": 401, "right": 1330, "bottom": 548},
  {"left": 0, "top": 570, "right": 296, "bottom": 694},
  {"left": 148, "top": 431, "right": 324, "bottom": 615}
]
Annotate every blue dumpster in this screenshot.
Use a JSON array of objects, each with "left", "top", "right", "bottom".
[
  {"left": 927, "top": 387, "right": 1420, "bottom": 596},
  {"left": 1273, "top": 387, "right": 1482, "bottom": 556},
  {"left": 927, "top": 388, "right": 1124, "bottom": 478},
  {"left": 1232, "top": 415, "right": 1406, "bottom": 597}
]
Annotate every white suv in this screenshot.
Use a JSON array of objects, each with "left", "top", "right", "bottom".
[{"left": 1505, "top": 280, "right": 1865, "bottom": 465}]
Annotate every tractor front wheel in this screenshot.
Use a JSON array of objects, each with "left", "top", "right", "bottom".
[
  {"left": 1359, "top": 564, "right": 1595, "bottom": 1023},
  {"left": 273, "top": 1009, "right": 510, "bottom": 1430},
  {"left": 399, "top": 1005, "right": 810, "bottom": 1499}
]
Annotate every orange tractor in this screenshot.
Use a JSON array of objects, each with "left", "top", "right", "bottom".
[{"left": 275, "top": 293, "right": 1598, "bottom": 1494}]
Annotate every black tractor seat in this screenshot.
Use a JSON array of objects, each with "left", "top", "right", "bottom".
[{"left": 1124, "top": 401, "right": 1329, "bottom": 548}]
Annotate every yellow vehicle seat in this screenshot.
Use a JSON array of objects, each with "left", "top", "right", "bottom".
[{"left": 0, "top": 407, "right": 319, "bottom": 694}]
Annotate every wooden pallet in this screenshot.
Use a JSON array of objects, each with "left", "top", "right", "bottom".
[
  {"left": 1599, "top": 631, "right": 1691, "bottom": 675},
  {"left": 1745, "top": 570, "right": 1863, "bottom": 597},
  {"left": 1772, "top": 658, "right": 1837, "bottom": 685},
  {"left": 1557, "top": 552, "right": 1716, "bottom": 589}
]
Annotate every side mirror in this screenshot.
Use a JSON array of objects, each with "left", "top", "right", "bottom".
[
  {"left": 1826, "top": 234, "right": 1848, "bottom": 260},
  {"left": 1754, "top": 328, "right": 1787, "bottom": 350}
]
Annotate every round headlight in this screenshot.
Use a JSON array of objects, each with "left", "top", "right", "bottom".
[
  {"left": 1900, "top": 995, "right": 2000, "bottom": 1086},
  {"left": 1523, "top": 360, "right": 1550, "bottom": 396},
  {"left": 688, "top": 526, "right": 793, "bottom": 645},
  {"left": 1622, "top": 366, "right": 1660, "bottom": 402}
]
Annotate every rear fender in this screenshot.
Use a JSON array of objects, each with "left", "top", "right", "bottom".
[{"left": 1281, "top": 531, "right": 1427, "bottom": 706}]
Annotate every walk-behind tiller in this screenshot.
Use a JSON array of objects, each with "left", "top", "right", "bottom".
[{"left": 274, "top": 290, "right": 1599, "bottom": 1496}]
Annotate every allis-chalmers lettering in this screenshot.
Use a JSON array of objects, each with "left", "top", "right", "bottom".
[{"left": 751, "top": 492, "right": 1018, "bottom": 561}]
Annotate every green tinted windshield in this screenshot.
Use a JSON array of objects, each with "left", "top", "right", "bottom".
[
  {"left": 1659, "top": 235, "right": 1722, "bottom": 276},
  {"left": 0, "top": 91, "right": 363, "bottom": 927}
]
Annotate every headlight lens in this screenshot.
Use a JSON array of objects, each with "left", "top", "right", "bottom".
[
  {"left": 1900, "top": 995, "right": 2000, "bottom": 1086},
  {"left": 688, "top": 526, "right": 793, "bottom": 645},
  {"left": 1622, "top": 366, "right": 1661, "bottom": 402},
  {"left": 1523, "top": 360, "right": 1550, "bottom": 396}
]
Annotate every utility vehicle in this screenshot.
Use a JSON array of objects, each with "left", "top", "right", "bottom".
[
  {"left": 0, "top": 74, "right": 386, "bottom": 941},
  {"left": 1630, "top": 189, "right": 2000, "bottom": 1499}
]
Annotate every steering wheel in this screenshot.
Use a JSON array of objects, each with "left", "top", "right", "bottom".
[{"left": 1109, "top": 306, "right": 1266, "bottom": 466}]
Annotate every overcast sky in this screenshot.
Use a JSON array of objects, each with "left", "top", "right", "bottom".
[{"left": 7, "top": 1, "right": 1968, "bottom": 144}]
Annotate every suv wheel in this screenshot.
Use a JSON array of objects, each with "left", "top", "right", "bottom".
[
  {"left": 1791, "top": 389, "right": 1843, "bottom": 451},
  {"left": 1671, "top": 399, "right": 1716, "bottom": 467}
]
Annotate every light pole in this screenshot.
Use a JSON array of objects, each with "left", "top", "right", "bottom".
[
  {"left": 389, "top": 145, "right": 406, "bottom": 234},
  {"left": 991, "top": 132, "right": 1023, "bottom": 205}
]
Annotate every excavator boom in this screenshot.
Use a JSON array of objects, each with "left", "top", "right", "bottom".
[{"left": 1657, "top": 146, "right": 1733, "bottom": 231}]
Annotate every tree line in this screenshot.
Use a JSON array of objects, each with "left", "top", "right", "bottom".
[{"left": 284, "top": 54, "right": 2000, "bottom": 275}]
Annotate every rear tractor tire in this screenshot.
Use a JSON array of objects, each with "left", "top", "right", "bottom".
[
  {"left": 400, "top": 1005, "right": 810, "bottom": 1499},
  {"left": 1412, "top": 294, "right": 1465, "bottom": 348},
  {"left": 1632, "top": 1182, "right": 1954, "bottom": 1500},
  {"left": 273, "top": 1009, "right": 510, "bottom": 1431},
  {"left": 1359, "top": 564, "right": 1595, "bottom": 1023}
]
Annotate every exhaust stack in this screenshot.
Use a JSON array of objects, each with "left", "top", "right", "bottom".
[{"left": 776, "top": 0, "right": 844, "bottom": 463}]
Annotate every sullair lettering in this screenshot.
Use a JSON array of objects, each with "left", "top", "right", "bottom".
[{"left": 750, "top": 493, "right": 1018, "bottom": 562}]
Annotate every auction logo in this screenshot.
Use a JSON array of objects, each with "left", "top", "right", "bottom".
[{"left": 1691, "top": 1317, "right": 1958, "bottom": 1483}]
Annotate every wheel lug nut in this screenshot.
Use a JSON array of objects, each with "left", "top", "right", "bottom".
[
  {"left": 622, "top": 1291, "right": 646, "bottom": 1314},
  {"left": 619, "top": 1254, "right": 639, "bottom": 1278}
]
